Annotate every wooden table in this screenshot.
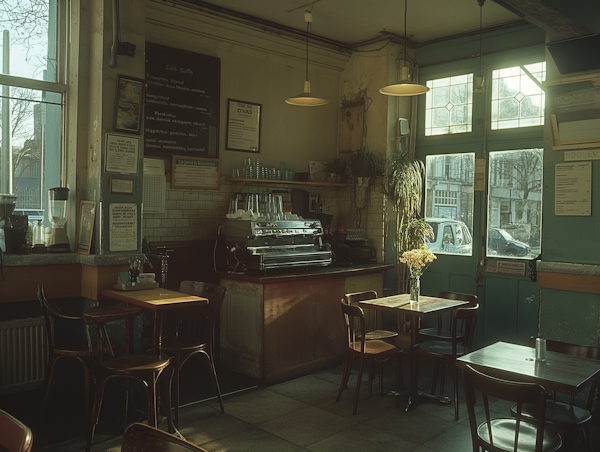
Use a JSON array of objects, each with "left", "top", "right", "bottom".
[
  {"left": 457, "top": 341, "right": 600, "bottom": 396},
  {"left": 101, "top": 288, "right": 207, "bottom": 354},
  {"left": 359, "top": 294, "right": 469, "bottom": 411}
]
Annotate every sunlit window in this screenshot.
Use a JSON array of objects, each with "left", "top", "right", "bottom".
[
  {"left": 0, "top": 0, "right": 64, "bottom": 219},
  {"left": 425, "top": 74, "right": 473, "bottom": 136},
  {"left": 491, "top": 62, "right": 546, "bottom": 130},
  {"left": 487, "top": 149, "right": 542, "bottom": 258},
  {"left": 425, "top": 153, "right": 475, "bottom": 255}
]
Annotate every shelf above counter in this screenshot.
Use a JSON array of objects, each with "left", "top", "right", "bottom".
[{"left": 227, "top": 177, "right": 347, "bottom": 191}]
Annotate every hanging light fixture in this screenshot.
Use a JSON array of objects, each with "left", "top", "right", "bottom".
[
  {"left": 474, "top": 0, "right": 487, "bottom": 94},
  {"left": 379, "top": 0, "right": 429, "bottom": 97},
  {"left": 285, "top": 11, "right": 328, "bottom": 106}
]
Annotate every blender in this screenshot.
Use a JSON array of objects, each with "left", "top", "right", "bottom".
[
  {"left": 47, "top": 187, "right": 70, "bottom": 252},
  {"left": 0, "top": 194, "right": 17, "bottom": 253}
]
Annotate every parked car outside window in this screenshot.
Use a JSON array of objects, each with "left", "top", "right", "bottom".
[
  {"left": 487, "top": 228, "right": 531, "bottom": 257},
  {"left": 425, "top": 218, "right": 472, "bottom": 255}
]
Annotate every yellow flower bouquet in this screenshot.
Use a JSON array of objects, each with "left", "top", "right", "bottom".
[
  {"left": 400, "top": 244, "right": 437, "bottom": 278},
  {"left": 400, "top": 245, "right": 436, "bottom": 302}
]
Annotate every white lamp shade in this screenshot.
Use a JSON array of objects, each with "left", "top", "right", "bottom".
[
  {"left": 286, "top": 81, "right": 329, "bottom": 106},
  {"left": 379, "top": 66, "right": 429, "bottom": 96}
]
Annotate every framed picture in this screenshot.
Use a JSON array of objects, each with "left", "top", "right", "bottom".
[
  {"left": 76, "top": 201, "right": 96, "bottom": 254},
  {"left": 226, "top": 99, "right": 261, "bottom": 153},
  {"left": 109, "top": 177, "right": 135, "bottom": 194},
  {"left": 115, "top": 75, "right": 144, "bottom": 134}
]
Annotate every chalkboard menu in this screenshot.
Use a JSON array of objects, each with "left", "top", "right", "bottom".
[{"left": 144, "top": 43, "right": 220, "bottom": 157}]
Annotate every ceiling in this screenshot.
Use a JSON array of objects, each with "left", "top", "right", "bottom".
[{"left": 181, "top": 0, "right": 596, "bottom": 47}]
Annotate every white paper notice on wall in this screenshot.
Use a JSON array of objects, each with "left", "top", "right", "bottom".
[
  {"left": 474, "top": 158, "right": 486, "bottom": 192},
  {"left": 555, "top": 161, "right": 592, "bottom": 216},
  {"left": 143, "top": 158, "right": 166, "bottom": 214}
]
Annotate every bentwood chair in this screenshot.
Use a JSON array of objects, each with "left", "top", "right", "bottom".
[
  {"left": 336, "top": 301, "right": 404, "bottom": 415},
  {"left": 37, "top": 284, "right": 117, "bottom": 420},
  {"left": 0, "top": 409, "right": 33, "bottom": 452},
  {"left": 510, "top": 337, "right": 600, "bottom": 452},
  {"left": 343, "top": 291, "right": 398, "bottom": 342},
  {"left": 418, "top": 291, "right": 478, "bottom": 341},
  {"left": 84, "top": 308, "right": 172, "bottom": 452},
  {"left": 463, "top": 364, "right": 562, "bottom": 452},
  {"left": 121, "top": 422, "right": 209, "bottom": 452},
  {"left": 413, "top": 304, "right": 478, "bottom": 420},
  {"left": 161, "top": 281, "right": 227, "bottom": 427}
]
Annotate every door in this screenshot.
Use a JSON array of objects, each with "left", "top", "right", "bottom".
[{"left": 412, "top": 56, "right": 546, "bottom": 347}]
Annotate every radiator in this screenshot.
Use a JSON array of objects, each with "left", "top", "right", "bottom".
[{"left": 0, "top": 317, "right": 48, "bottom": 395}]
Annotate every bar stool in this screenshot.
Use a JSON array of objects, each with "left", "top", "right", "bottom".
[{"left": 84, "top": 307, "right": 172, "bottom": 452}]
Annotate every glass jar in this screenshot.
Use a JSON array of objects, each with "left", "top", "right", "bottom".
[{"left": 33, "top": 220, "right": 45, "bottom": 246}]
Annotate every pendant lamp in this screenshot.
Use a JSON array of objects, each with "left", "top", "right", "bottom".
[
  {"left": 474, "top": 0, "right": 487, "bottom": 94},
  {"left": 285, "top": 12, "right": 328, "bottom": 106},
  {"left": 379, "top": 0, "right": 429, "bottom": 97}
]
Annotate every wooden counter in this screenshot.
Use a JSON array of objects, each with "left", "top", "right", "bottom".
[
  {"left": 0, "top": 253, "right": 144, "bottom": 303},
  {"left": 217, "top": 263, "right": 393, "bottom": 384}
]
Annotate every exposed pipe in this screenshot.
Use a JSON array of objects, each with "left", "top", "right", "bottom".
[{"left": 109, "top": 0, "right": 120, "bottom": 68}]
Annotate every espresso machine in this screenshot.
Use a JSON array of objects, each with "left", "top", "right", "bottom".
[
  {"left": 224, "top": 219, "right": 332, "bottom": 272},
  {"left": 0, "top": 194, "right": 17, "bottom": 253}
]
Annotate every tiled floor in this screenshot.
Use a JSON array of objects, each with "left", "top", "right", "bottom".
[
  {"left": 26, "top": 357, "right": 498, "bottom": 452},
  {"left": 4, "top": 355, "right": 598, "bottom": 451}
]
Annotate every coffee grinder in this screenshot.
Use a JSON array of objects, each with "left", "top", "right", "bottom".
[
  {"left": 47, "top": 187, "right": 70, "bottom": 252},
  {"left": 0, "top": 194, "right": 17, "bottom": 253}
]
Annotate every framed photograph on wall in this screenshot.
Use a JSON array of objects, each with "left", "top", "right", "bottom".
[
  {"left": 226, "top": 99, "right": 261, "bottom": 153},
  {"left": 115, "top": 75, "right": 144, "bottom": 134}
]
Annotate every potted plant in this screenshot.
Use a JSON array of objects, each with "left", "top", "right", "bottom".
[
  {"left": 382, "top": 148, "right": 434, "bottom": 328},
  {"left": 348, "top": 149, "right": 383, "bottom": 186}
]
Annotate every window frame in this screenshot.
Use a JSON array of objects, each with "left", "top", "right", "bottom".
[{"left": 0, "top": 0, "right": 68, "bottom": 215}]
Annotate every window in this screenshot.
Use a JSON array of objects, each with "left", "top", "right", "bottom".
[
  {"left": 425, "top": 74, "right": 473, "bottom": 136},
  {"left": 491, "top": 62, "right": 546, "bottom": 130},
  {"left": 487, "top": 149, "right": 542, "bottom": 258},
  {"left": 425, "top": 153, "right": 475, "bottom": 255},
  {"left": 0, "top": 0, "right": 65, "bottom": 220}
]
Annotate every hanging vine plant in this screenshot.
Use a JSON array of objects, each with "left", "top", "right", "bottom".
[{"left": 348, "top": 148, "right": 383, "bottom": 228}]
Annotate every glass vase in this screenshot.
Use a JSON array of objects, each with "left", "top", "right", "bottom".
[{"left": 410, "top": 277, "right": 420, "bottom": 304}]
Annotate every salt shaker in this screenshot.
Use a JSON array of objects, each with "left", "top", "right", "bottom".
[{"left": 535, "top": 336, "right": 546, "bottom": 361}]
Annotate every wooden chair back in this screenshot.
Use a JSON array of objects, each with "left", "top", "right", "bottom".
[
  {"left": 462, "top": 364, "right": 561, "bottom": 452},
  {"left": 173, "top": 282, "right": 227, "bottom": 347},
  {"left": 37, "top": 284, "right": 81, "bottom": 356},
  {"left": 436, "top": 291, "right": 477, "bottom": 330},
  {"left": 0, "top": 409, "right": 33, "bottom": 452},
  {"left": 343, "top": 290, "right": 378, "bottom": 305},
  {"left": 340, "top": 301, "right": 366, "bottom": 351},
  {"left": 451, "top": 304, "right": 479, "bottom": 354},
  {"left": 121, "top": 422, "right": 208, "bottom": 451}
]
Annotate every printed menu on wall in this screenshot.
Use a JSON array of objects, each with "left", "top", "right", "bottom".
[{"left": 144, "top": 43, "right": 220, "bottom": 157}]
